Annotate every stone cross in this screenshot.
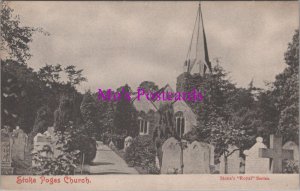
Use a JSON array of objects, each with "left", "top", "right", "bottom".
[{"left": 259, "top": 134, "right": 294, "bottom": 173}]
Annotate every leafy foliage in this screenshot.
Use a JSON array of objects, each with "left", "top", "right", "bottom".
[
  {"left": 125, "top": 135, "right": 159, "bottom": 174},
  {"left": 53, "top": 95, "right": 74, "bottom": 132},
  {"left": 80, "top": 91, "right": 100, "bottom": 137},
  {"left": 114, "top": 84, "right": 139, "bottom": 137},
  {"left": 272, "top": 30, "right": 299, "bottom": 143},
  {"left": 32, "top": 106, "right": 53, "bottom": 135},
  {"left": 64, "top": 65, "right": 87, "bottom": 86},
  {"left": 1, "top": 59, "right": 48, "bottom": 133},
  {"left": 68, "top": 130, "right": 97, "bottom": 164},
  {"left": 139, "top": 81, "right": 159, "bottom": 92},
  {"left": 283, "top": 160, "right": 299, "bottom": 174},
  {"left": 32, "top": 122, "right": 97, "bottom": 175},
  {"left": 32, "top": 130, "right": 80, "bottom": 175},
  {"left": 1, "top": 4, "right": 48, "bottom": 64},
  {"left": 38, "top": 64, "right": 62, "bottom": 84}
]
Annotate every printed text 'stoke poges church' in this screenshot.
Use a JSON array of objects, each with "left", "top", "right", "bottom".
[{"left": 132, "top": 4, "right": 213, "bottom": 139}]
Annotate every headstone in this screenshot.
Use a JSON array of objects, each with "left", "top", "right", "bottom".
[
  {"left": 184, "top": 141, "right": 210, "bottom": 174},
  {"left": 124, "top": 136, "right": 133, "bottom": 152},
  {"left": 11, "top": 128, "right": 28, "bottom": 161},
  {"left": 43, "top": 127, "right": 61, "bottom": 157},
  {"left": 43, "top": 126, "right": 55, "bottom": 139},
  {"left": 259, "top": 135, "right": 294, "bottom": 173},
  {"left": 219, "top": 145, "right": 240, "bottom": 174},
  {"left": 1, "top": 129, "right": 14, "bottom": 174},
  {"left": 32, "top": 133, "right": 52, "bottom": 166},
  {"left": 161, "top": 137, "right": 181, "bottom": 174},
  {"left": 244, "top": 137, "right": 270, "bottom": 174},
  {"left": 109, "top": 140, "right": 116, "bottom": 149},
  {"left": 282, "top": 141, "right": 299, "bottom": 162},
  {"left": 282, "top": 141, "right": 299, "bottom": 173}
]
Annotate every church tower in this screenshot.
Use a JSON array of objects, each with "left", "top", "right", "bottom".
[{"left": 176, "top": 3, "right": 212, "bottom": 93}]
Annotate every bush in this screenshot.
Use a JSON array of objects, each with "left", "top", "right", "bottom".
[
  {"left": 101, "top": 132, "right": 126, "bottom": 149},
  {"left": 283, "top": 160, "right": 299, "bottom": 173},
  {"left": 124, "top": 135, "right": 159, "bottom": 174},
  {"left": 32, "top": 131, "right": 80, "bottom": 175},
  {"left": 69, "top": 133, "right": 97, "bottom": 164},
  {"left": 32, "top": 123, "right": 97, "bottom": 175}
]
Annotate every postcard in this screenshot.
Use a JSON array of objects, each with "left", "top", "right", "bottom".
[{"left": 1, "top": 1, "right": 299, "bottom": 190}]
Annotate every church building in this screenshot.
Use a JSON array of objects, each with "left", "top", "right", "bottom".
[{"left": 132, "top": 3, "right": 212, "bottom": 139}]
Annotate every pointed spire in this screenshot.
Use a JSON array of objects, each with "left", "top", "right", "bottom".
[{"left": 184, "top": 2, "right": 212, "bottom": 75}]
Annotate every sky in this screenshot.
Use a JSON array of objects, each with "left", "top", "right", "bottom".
[{"left": 8, "top": 1, "right": 299, "bottom": 93}]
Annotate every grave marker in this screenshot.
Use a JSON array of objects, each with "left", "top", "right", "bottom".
[
  {"left": 161, "top": 137, "right": 181, "bottom": 174},
  {"left": 1, "top": 129, "right": 14, "bottom": 174},
  {"left": 184, "top": 141, "right": 210, "bottom": 174},
  {"left": 12, "top": 128, "right": 28, "bottom": 161},
  {"left": 124, "top": 136, "right": 133, "bottom": 152},
  {"left": 259, "top": 134, "right": 294, "bottom": 173},
  {"left": 282, "top": 141, "right": 299, "bottom": 162},
  {"left": 219, "top": 145, "right": 240, "bottom": 174},
  {"left": 244, "top": 137, "right": 269, "bottom": 174}
]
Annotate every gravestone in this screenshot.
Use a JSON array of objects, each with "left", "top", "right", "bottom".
[
  {"left": 109, "top": 140, "right": 116, "bottom": 150},
  {"left": 43, "top": 126, "right": 55, "bottom": 139},
  {"left": 12, "top": 128, "right": 28, "bottom": 161},
  {"left": 32, "top": 133, "right": 52, "bottom": 166},
  {"left": 259, "top": 134, "right": 293, "bottom": 173},
  {"left": 161, "top": 137, "right": 181, "bottom": 174},
  {"left": 1, "top": 129, "right": 14, "bottom": 174},
  {"left": 282, "top": 141, "right": 299, "bottom": 162},
  {"left": 184, "top": 141, "right": 210, "bottom": 174},
  {"left": 282, "top": 141, "right": 299, "bottom": 173},
  {"left": 43, "top": 127, "right": 61, "bottom": 157},
  {"left": 124, "top": 136, "right": 133, "bottom": 152},
  {"left": 219, "top": 145, "right": 240, "bottom": 174},
  {"left": 244, "top": 137, "right": 269, "bottom": 174}
]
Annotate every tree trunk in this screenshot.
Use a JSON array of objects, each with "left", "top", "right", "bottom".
[
  {"left": 180, "top": 143, "right": 184, "bottom": 174},
  {"left": 224, "top": 155, "right": 228, "bottom": 174}
]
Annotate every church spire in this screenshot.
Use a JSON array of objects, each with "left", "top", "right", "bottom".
[{"left": 184, "top": 2, "right": 212, "bottom": 76}]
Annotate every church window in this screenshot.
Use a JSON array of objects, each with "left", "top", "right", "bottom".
[
  {"left": 175, "top": 111, "right": 185, "bottom": 138},
  {"left": 138, "top": 118, "right": 149, "bottom": 135}
]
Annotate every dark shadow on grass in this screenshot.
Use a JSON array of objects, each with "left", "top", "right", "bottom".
[{"left": 90, "top": 162, "right": 114, "bottom": 166}]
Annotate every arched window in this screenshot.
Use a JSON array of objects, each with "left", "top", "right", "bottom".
[
  {"left": 138, "top": 118, "right": 149, "bottom": 135},
  {"left": 175, "top": 111, "right": 185, "bottom": 138}
]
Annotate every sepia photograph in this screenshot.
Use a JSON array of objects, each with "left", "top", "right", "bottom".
[{"left": 0, "top": 0, "right": 299, "bottom": 190}]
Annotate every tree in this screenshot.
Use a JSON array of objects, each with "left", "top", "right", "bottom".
[
  {"left": 32, "top": 105, "right": 53, "bottom": 134},
  {"left": 184, "top": 65, "right": 259, "bottom": 173},
  {"left": 64, "top": 65, "right": 87, "bottom": 86},
  {"left": 114, "top": 84, "right": 138, "bottom": 137},
  {"left": 1, "top": 59, "right": 49, "bottom": 133},
  {"left": 38, "top": 64, "right": 62, "bottom": 84},
  {"left": 125, "top": 135, "right": 159, "bottom": 174},
  {"left": 1, "top": 3, "right": 48, "bottom": 64},
  {"left": 202, "top": 113, "right": 254, "bottom": 173},
  {"left": 139, "top": 81, "right": 159, "bottom": 93},
  {"left": 80, "top": 91, "right": 100, "bottom": 137},
  {"left": 271, "top": 30, "right": 299, "bottom": 143},
  {"left": 53, "top": 95, "right": 73, "bottom": 132},
  {"left": 97, "top": 99, "right": 114, "bottom": 134},
  {"left": 1, "top": 4, "right": 49, "bottom": 132}
]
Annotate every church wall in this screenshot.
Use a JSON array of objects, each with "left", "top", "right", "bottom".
[
  {"left": 176, "top": 72, "right": 190, "bottom": 92},
  {"left": 173, "top": 101, "right": 197, "bottom": 134},
  {"left": 137, "top": 110, "right": 159, "bottom": 137}
]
